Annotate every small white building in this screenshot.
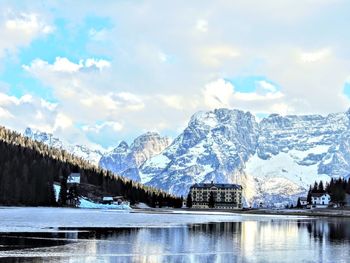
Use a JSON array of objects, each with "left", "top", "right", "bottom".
[
  {"left": 67, "top": 173, "right": 81, "bottom": 184},
  {"left": 311, "top": 193, "right": 330, "bottom": 208},
  {"left": 299, "top": 197, "right": 308, "bottom": 207},
  {"left": 102, "top": 196, "right": 114, "bottom": 204}
]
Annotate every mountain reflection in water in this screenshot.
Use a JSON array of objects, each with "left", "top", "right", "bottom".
[{"left": 1, "top": 219, "right": 350, "bottom": 263}]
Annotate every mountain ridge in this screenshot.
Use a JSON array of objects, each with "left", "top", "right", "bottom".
[{"left": 25, "top": 108, "right": 350, "bottom": 206}]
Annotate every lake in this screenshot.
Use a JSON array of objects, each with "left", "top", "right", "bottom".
[{"left": 0, "top": 208, "right": 349, "bottom": 262}]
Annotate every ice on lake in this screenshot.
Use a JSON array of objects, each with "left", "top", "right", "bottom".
[
  {"left": 1, "top": 207, "right": 350, "bottom": 263},
  {"left": 0, "top": 207, "right": 307, "bottom": 232}
]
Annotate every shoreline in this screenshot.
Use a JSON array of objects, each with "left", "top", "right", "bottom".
[{"left": 132, "top": 207, "right": 350, "bottom": 218}]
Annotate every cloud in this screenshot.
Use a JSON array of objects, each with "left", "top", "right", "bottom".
[
  {"left": 257, "top": 80, "right": 277, "bottom": 93},
  {"left": 82, "top": 121, "right": 123, "bottom": 133},
  {"left": 203, "top": 78, "right": 288, "bottom": 114},
  {"left": 203, "top": 79, "right": 235, "bottom": 108},
  {"left": 54, "top": 113, "right": 73, "bottom": 131},
  {"left": 0, "top": 10, "right": 53, "bottom": 58},
  {"left": 199, "top": 46, "right": 240, "bottom": 67},
  {"left": 0, "top": 106, "right": 13, "bottom": 119},
  {"left": 82, "top": 121, "right": 124, "bottom": 148},
  {"left": 2, "top": 1, "right": 350, "bottom": 148},
  {"left": 89, "top": 28, "right": 109, "bottom": 41},
  {"left": 299, "top": 48, "right": 331, "bottom": 63},
  {"left": 196, "top": 19, "right": 208, "bottom": 32},
  {"left": 23, "top": 57, "right": 111, "bottom": 74},
  {"left": 5, "top": 12, "right": 53, "bottom": 35},
  {"left": 0, "top": 92, "right": 57, "bottom": 133}
]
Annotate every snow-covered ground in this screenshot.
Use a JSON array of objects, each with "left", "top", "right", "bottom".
[
  {"left": 79, "top": 198, "right": 130, "bottom": 210},
  {"left": 54, "top": 184, "right": 60, "bottom": 202},
  {"left": 53, "top": 184, "right": 130, "bottom": 210}
]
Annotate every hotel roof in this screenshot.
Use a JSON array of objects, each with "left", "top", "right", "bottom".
[{"left": 190, "top": 182, "right": 242, "bottom": 190}]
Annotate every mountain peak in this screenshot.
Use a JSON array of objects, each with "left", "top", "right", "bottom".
[
  {"left": 189, "top": 108, "right": 252, "bottom": 129},
  {"left": 23, "top": 127, "right": 103, "bottom": 165},
  {"left": 117, "top": 141, "right": 129, "bottom": 150},
  {"left": 99, "top": 132, "right": 171, "bottom": 181}
]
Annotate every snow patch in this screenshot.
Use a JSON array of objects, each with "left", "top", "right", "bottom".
[
  {"left": 79, "top": 197, "right": 131, "bottom": 210},
  {"left": 53, "top": 184, "right": 61, "bottom": 202}
]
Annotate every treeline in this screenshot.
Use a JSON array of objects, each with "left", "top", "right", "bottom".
[
  {"left": 0, "top": 126, "right": 182, "bottom": 207},
  {"left": 307, "top": 178, "right": 350, "bottom": 205}
]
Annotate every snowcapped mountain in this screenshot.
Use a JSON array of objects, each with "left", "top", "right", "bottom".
[
  {"left": 140, "top": 109, "right": 258, "bottom": 195},
  {"left": 137, "top": 109, "right": 350, "bottom": 206},
  {"left": 23, "top": 128, "right": 103, "bottom": 165},
  {"left": 99, "top": 132, "right": 171, "bottom": 181},
  {"left": 23, "top": 107, "right": 350, "bottom": 206}
]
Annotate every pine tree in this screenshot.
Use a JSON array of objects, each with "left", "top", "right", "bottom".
[
  {"left": 186, "top": 193, "right": 193, "bottom": 208},
  {"left": 307, "top": 186, "right": 312, "bottom": 204},
  {"left": 58, "top": 177, "right": 67, "bottom": 206},
  {"left": 318, "top": 181, "right": 324, "bottom": 193},
  {"left": 331, "top": 178, "right": 346, "bottom": 206},
  {"left": 208, "top": 191, "right": 215, "bottom": 208},
  {"left": 151, "top": 193, "right": 157, "bottom": 208},
  {"left": 296, "top": 197, "right": 302, "bottom": 208},
  {"left": 346, "top": 179, "right": 350, "bottom": 194}
]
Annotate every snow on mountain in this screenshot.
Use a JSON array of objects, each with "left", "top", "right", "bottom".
[
  {"left": 99, "top": 132, "right": 171, "bottom": 181},
  {"left": 140, "top": 109, "right": 258, "bottom": 197},
  {"left": 23, "top": 107, "right": 350, "bottom": 206},
  {"left": 23, "top": 127, "right": 103, "bottom": 165},
  {"left": 138, "top": 108, "right": 350, "bottom": 206}
]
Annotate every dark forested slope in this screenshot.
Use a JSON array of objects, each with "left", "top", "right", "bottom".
[{"left": 0, "top": 126, "right": 182, "bottom": 207}]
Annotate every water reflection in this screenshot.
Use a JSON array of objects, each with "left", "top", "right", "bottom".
[{"left": 1, "top": 219, "right": 350, "bottom": 262}]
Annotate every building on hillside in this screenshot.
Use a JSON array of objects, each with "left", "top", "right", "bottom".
[
  {"left": 311, "top": 193, "right": 330, "bottom": 208},
  {"left": 345, "top": 194, "right": 350, "bottom": 207},
  {"left": 67, "top": 173, "right": 81, "bottom": 185},
  {"left": 102, "top": 196, "right": 114, "bottom": 205},
  {"left": 299, "top": 197, "right": 308, "bottom": 207},
  {"left": 189, "top": 182, "right": 243, "bottom": 209}
]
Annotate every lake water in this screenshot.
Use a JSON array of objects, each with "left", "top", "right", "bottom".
[{"left": 0, "top": 208, "right": 349, "bottom": 262}]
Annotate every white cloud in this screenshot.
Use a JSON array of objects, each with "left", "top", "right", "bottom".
[
  {"left": 54, "top": 113, "right": 73, "bottom": 130},
  {"left": 159, "top": 95, "right": 184, "bottom": 110},
  {"left": 5, "top": 12, "right": 53, "bottom": 35},
  {"left": 0, "top": 11, "right": 53, "bottom": 58},
  {"left": 82, "top": 121, "right": 123, "bottom": 133},
  {"left": 158, "top": 51, "right": 168, "bottom": 62},
  {"left": 85, "top": 58, "right": 111, "bottom": 70},
  {"left": 299, "top": 48, "right": 331, "bottom": 63},
  {"left": 3, "top": 1, "right": 350, "bottom": 147},
  {"left": 40, "top": 99, "right": 57, "bottom": 111},
  {"left": 0, "top": 92, "right": 58, "bottom": 133},
  {"left": 23, "top": 57, "right": 111, "bottom": 74},
  {"left": 0, "top": 93, "right": 32, "bottom": 106},
  {"left": 257, "top": 80, "right": 277, "bottom": 93},
  {"left": 199, "top": 46, "right": 240, "bottom": 67},
  {"left": 52, "top": 57, "right": 82, "bottom": 73},
  {"left": 89, "top": 28, "right": 108, "bottom": 41},
  {"left": 196, "top": 19, "right": 208, "bottom": 32},
  {"left": 0, "top": 106, "right": 13, "bottom": 119},
  {"left": 203, "top": 78, "right": 287, "bottom": 114},
  {"left": 203, "top": 79, "right": 234, "bottom": 108},
  {"left": 111, "top": 92, "right": 144, "bottom": 110}
]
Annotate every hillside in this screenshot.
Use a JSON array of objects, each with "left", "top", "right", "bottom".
[{"left": 0, "top": 126, "right": 182, "bottom": 207}]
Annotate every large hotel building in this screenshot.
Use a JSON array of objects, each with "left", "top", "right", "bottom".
[{"left": 189, "top": 182, "right": 243, "bottom": 209}]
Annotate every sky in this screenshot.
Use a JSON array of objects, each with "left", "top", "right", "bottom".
[{"left": 1, "top": 0, "right": 350, "bottom": 149}]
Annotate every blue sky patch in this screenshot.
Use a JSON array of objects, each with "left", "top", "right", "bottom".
[{"left": 225, "top": 76, "right": 280, "bottom": 93}]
